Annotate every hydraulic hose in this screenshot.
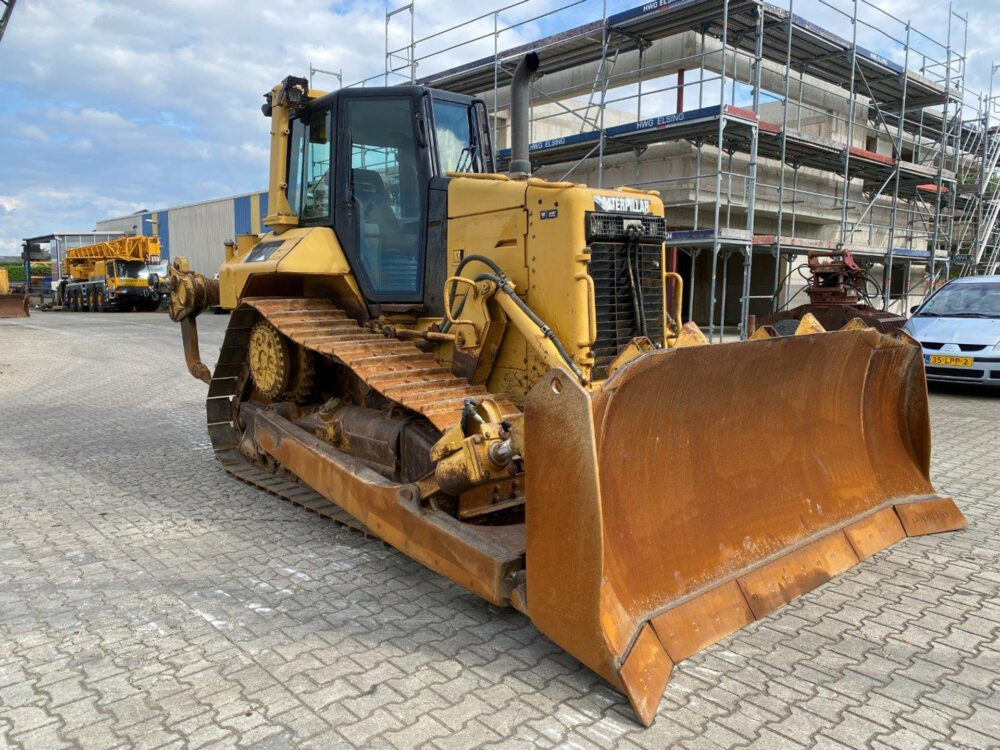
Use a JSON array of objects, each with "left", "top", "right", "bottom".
[
  {"left": 625, "top": 235, "right": 648, "bottom": 338},
  {"left": 472, "top": 271, "right": 585, "bottom": 381},
  {"left": 440, "top": 254, "right": 508, "bottom": 333}
]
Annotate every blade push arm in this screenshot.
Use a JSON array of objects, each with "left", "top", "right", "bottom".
[{"left": 167, "top": 258, "right": 220, "bottom": 383}]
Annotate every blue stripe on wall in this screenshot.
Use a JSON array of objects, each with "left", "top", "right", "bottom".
[
  {"left": 157, "top": 210, "right": 169, "bottom": 259},
  {"left": 234, "top": 195, "right": 252, "bottom": 235},
  {"left": 259, "top": 192, "right": 270, "bottom": 231},
  {"left": 140, "top": 212, "right": 153, "bottom": 236}
]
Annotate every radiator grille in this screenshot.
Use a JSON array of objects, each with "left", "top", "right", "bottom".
[{"left": 589, "top": 241, "right": 664, "bottom": 380}]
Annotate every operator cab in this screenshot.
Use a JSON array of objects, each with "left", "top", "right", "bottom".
[{"left": 281, "top": 82, "right": 494, "bottom": 309}]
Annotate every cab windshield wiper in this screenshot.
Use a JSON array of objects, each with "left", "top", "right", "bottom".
[
  {"left": 947, "top": 312, "right": 998, "bottom": 318},
  {"left": 916, "top": 311, "right": 942, "bottom": 316}
]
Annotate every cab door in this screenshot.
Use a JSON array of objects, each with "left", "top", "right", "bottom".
[{"left": 334, "top": 92, "right": 433, "bottom": 305}]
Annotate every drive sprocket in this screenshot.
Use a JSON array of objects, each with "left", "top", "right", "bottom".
[
  {"left": 248, "top": 319, "right": 291, "bottom": 399},
  {"left": 286, "top": 345, "right": 316, "bottom": 403}
]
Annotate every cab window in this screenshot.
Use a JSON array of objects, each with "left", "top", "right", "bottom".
[
  {"left": 287, "top": 118, "right": 305, "bottom": 216},
  {"left": 346, "top": 97, "right": 423, "bottom": 296},
  {"left": 433, "top": 99, "right": 484, "bottom": 173},
  {"left": 301, "top": 109, "right": 332, "bottom": 219}
]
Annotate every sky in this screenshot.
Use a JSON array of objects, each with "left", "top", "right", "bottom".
[{"left": 0, "top": 0, "right": 998, "bottom": 257}]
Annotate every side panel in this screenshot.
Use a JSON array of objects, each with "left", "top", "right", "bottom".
[
  {"left": 168, "top": 199, "right": 237, "bottom": 276},
  {"left": 446, "top": 198, "right": 530, "bottom": 400},
  {"left": 448, "top": 176, "right": 526, "bottom": 218},
  {"left": 217, "top": 227, "right": 363, "bottom": 312},
  {"left": 422, "top": 176, "right": 450, "bottom": 318}
]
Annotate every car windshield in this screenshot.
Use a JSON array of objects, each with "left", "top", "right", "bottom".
[
  {"left": 918, "top": 282, "right": 1000, "bottom": 318},
  {"left": 115, "top": 260, "right": 148, "bottom": 279}
]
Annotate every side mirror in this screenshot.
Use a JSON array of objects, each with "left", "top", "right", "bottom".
[{"left": 909, "top": 305, "right": 919, "bottom": 314}]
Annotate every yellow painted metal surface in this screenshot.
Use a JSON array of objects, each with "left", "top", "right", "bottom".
[
  {"left": 443, "top": 175, "right": 667, "bottom": 403},
  {"left": 216, "top": 226, "right": 363, "bottom": 312},
  {"left": 262, "top": 84, "right": 299, "bottom": 232},
  {"left": 250, "top": 192, "right": 262, "bottom": 235}
]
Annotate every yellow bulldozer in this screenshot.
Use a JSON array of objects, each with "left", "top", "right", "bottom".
[
  {"left": 169, "top": 54, "right": 966, "bottom": 725},
  {"left": 0, "top": 267, "right": 29, "bottom": 318}
]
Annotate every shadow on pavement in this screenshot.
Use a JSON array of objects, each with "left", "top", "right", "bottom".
[{"left": 928, "top": 380, "right": 1000, "bottom": 398}]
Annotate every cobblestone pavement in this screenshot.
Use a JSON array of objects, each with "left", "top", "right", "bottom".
[{"left": 1, "top": 311, "right": 998, "bottom": 750}]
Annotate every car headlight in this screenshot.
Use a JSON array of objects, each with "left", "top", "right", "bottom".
[{"left": 993, "top": 341, "right": 1000, "bottom": 351}]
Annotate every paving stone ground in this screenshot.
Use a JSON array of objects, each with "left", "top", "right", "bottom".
[{"left": 0, "top": 311, "right": 998, "bottom": 749}]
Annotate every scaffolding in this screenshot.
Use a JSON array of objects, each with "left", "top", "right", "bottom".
[
  {"left": 950, "top": 73, "right": 1000, "bottom": 276},
  {"left": 376, "top": 0, "right": 998, "bottom": 338},
  {"left": 0, "top": 0, "right": 16, "bottom": 46}
]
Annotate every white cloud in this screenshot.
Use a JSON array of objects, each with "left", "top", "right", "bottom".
[
  {"left": 12, "top": 124, "right": 48, "bottom": 142},
  {"left": 0, "top": 0, "right": 553, "bottom": 242}
]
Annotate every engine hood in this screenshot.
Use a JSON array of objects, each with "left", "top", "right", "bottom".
[{"left": 904, "top": 315, "right": 1000, "bottom": 346}]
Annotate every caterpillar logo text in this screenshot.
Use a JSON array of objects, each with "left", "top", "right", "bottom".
[{"left": 594, "top": 195, "right": 652, "bottom": 214}]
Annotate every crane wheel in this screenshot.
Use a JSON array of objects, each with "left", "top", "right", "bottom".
[{"left": 248, "top": 320, "right": 292, "bottom": 399}]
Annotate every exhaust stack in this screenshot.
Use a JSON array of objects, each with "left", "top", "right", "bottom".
[{"left": 508, "top": 52, "right": 540, "bottom": 179}]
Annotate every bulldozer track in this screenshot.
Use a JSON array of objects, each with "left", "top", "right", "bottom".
[
  {"left": 203, "top": 298, "right": 522, "bottom": 538},
  {"left": 245, "top": 297, "right": 520, "bottom": 430},
  {"left": 204, "top": 305, "right": 376, "bottom": 536}
]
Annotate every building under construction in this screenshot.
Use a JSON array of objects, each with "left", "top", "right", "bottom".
[
  {"left": 361, "top": 0, "right": 1000, "bottom": 339},
  {"left": 90, "top": 0, "right": 1000, "bottom": 339}
]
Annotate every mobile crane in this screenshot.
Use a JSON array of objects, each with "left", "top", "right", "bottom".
[{"left": 58, "top": 235, "right": 164, "bottom": 312}]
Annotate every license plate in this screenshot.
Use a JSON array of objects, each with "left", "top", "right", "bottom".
[{"left": 925, "top": 354, "right": 973, "bottom": 367}]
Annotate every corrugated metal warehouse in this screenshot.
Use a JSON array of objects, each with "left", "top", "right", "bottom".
[{"left": 96, "top": 191, "right": 269, "bottom": 276}]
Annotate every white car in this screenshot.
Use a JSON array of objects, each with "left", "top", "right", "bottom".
[{"left": 904, "top": 275, "right": 1000, "bottom": 387}]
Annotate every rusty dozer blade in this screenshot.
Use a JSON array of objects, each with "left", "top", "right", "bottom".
[
  {"left": 0, "top": 293, "right": 29, "bottom": 318},
  {"left": 524, "top": 327, "right": 965, "bottom": 725}
]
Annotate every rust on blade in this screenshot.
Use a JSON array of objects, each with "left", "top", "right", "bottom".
[
  {"left": 618, "top": 625, "right": 673, "bottom": 727},
  {"left": 0, "top": 293, "right": 29, "bottom": 318},
  {"left": 844, "top": 506, "right": 906, "bottom": 559},
  {"left": 650, "top": 581, "right": 755, "bottom": 663},
  {"left": 736, "top": 532, "right": 859, "bottom": 619},
  {"left": 522, "top": 327, "right": 966, "bottom": 726},
  {"left": 524, "top": 368, "right": 622, "bottom": 686},
  {"left": 895, "top": 497, "right": 967, "bottom": 535}
]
